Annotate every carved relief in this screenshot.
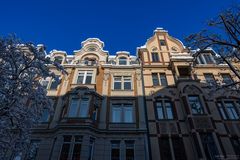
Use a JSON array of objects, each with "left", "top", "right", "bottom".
[
  {"left": 136, "top": 69, "right": 142, "bottom": 81},
  {"left": 183, "top": 85, "right": 202, "bottom": 94}
]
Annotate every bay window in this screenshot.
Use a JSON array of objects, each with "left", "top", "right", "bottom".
[{"left": 68, "top": 98, "right": 89, "bottom": 118}]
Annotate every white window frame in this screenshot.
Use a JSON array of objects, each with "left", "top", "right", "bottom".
[
  {"left": 76, "top": 71, "right": 93, "bottom": 84},
  {"left": 113, "top": 76, "right": 132, "bottom": 90},
  {"left": 41, "top": 76, "right": 60, "bottom": 90}
]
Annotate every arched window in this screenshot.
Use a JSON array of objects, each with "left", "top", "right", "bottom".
[
  {"left": 54, "top": 56, "right": 63, "bottom": 64},
  {"left": 118, "top": 57, "right": 127, "bottom": 65}
]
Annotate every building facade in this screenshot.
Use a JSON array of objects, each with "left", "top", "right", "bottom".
[{"left": 26, "top": 28, "right": 240, "bottom": 160}]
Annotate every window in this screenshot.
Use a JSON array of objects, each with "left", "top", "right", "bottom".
[
  {"left": 26, "top": 140, "right": 40, "bottom": 160},
  {"left": 188, "top": 96, "right": 204, "bottom": 114},
  {"left": 68, "top": 98, "right": 89, "bottom": 118},
  {"left": 111, "top": 141, "right": 120, "bottom": 160},
  {"left": 217, "top": 101, "right": 239, "bottom": 120},
  {"left": 203, "top": 54, "right": 214, "bottom": 64},
  {"left": 172, "top": 137, "right": 187, "bottom": 160},
  {"left": 59, "top": 136, "right": 71, "bottom": 160},
  {"left": 112, "top": 103, "right": 133, "bottom": 123},
  {"left": 41, "top": 80, "right": 49, "bottom": 89},
  {"left": 84, "top": 58, "right": 97, "bottom": 66},
  {"left": 59, "top": 135, "right": 82, "bottom": 160},
  {"left": 152, "top": 73, "right": 168, "bottom": 86},
  {"left": 160, "top": 73, "right": 168, "bottom": 86},
  {"left": 39, "top": 108, "right": 50, "bottom": 122},
  {"left": 54, "top": 56, "right": 63, "bottom": 64},
  {"left": 178, "top": 67, "right": 191, "bottom": 79},
  {"left": 152, "top": 73, "right": 159, "bottom": 86},
  {"left": 159, "top": 138, "right": 172, "bottom": 159},
  {"left": 200, "top": 133, "right": 219, "bottom": 160},
  {"left": 77, "top": 71, "right": 93, "bottom": 84},
  {"left": 119, "top": 57, "right": 127, "bottom": 65},
  {"left": 156, "top": 99, "right": 174, "bottom": 120},
  {"left": 231, "top": 138, "right": 240, "bottom": 156},
  {"left": 204, "top": 73, "right": 216, "bottom": 86},
  {"left": 151, "top": 52, "right": 160, "bottom": 62},
  {"left": 221, "top": 74, "right": 233, "bottom": 85},
  {"left": 125, "top": 141, "right": 134, "bottom": 160},
  {"left": 88, "top": 138, "right": 95, "bottom": 160},
  {"left": 159, "top": 40, "right": 166, "bottom": 46},
  {"left": 49, "top": 76, "right": 60, "bottom": 90},
  {"left": 72, "top": 136, "right": 82, "bottom": 160},
  {"left": 197, "top": 53, "right": 215, "bottom": 64},
  {"left": 113, "top": 76, "right": 132, "bottom": 90}
]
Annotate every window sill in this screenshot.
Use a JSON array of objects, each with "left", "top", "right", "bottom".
[{"left": 108, "top": 123, "right": 136, "bottom": 129}]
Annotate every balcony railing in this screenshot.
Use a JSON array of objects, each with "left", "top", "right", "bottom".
[{"left": 75, "top": 60, "right": 98, "bottom": 66}]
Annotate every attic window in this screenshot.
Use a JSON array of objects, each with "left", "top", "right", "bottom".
[
  {"left": 119, "top": 57, "right": 127, "bottom": 65},
  {"left": 54, "top": 56, "right": 63, "bottom": 64},
  {"left": 160, "top": 40, "right": 166, "bottom": 46}
]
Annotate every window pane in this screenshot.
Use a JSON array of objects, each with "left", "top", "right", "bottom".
[
  {"left": 124, "top": 82, "right": 131, "bottom": 90},
  {"left": 172, "top": 137, "right": 187, "bottom": 160},
  {"left": 204, "top": 73, "right": 215, "bottom": 86},
  {"left": 151, "top": 52, "right": 159, "bottom": 62},
  {"left": 165, "top": 102, "right": 173, "bottom": 119},
  {"left": 160, "top": 73, "right": 168, "bottom": 86},
  {"left": 125, "top": 140, "right": 135, "bottom": 160},
  {"left": 68, "top": 99, "right": 79, "bottom": 117},
  {"left": 217, "top": 102, "right": 227, "bottom": 120},
  {"left": 26, "top": 140, "right": 40, "bottom": 160},
  {"left": 188, "top": 96, "right": 204, "bottom": 114},
  {"left": 54, "top": 56, "right": 63, "bottom": 64},
  {"left": 50, "top": 77, "right": 60, "bottom": 90},
  {"left": 225, "top": 102, "right": 239, "bottom": 119},
  {"left": 85, "top": 72, "right": 93, "bottom": 84},
  {"left": 159, "top": 138, "right": 172, "bottom": 159},
  {"left": 160, "top": 40, "right": 166, "bottom": 46},
  {"left": 39, "top": 108, "right": 49, "bottom": 122},
  {"left": 156, "top": 102, "right": 164, "bottom": 119},
  {"left": 72, "top": 144, "right": 81, "bottom": 160},
  {"left": 200, "top": 133, "right": 219, "bottom": 159},
  {"left": 77, "top": 73, "right": 84, "bottom": 84},
  {"left": 79, "top": 98, "right": 89, "bottom": 117},
  {"left": 222, "top": 74, "right": 233, "bottom": 85},
  {"left": 152, "top": 73, "right": 159, "bottom": 86},
  {"left": 112, "top": 106, "right": 121, "bottom": 123},
  {"left": 114, "top": 82, "right": 121, "bottom": 90},
  {"left": 41, "top": 80, "right": 49, "bottom": 89},
  {"left": 59, "top": 144, "right": 70, "bottom": 160},
  {"left": 124, "top": 106, "right": 133, "bottom": 123},
  {"left": 203, "top": 54, "right": 214, "bottom": 64},
  {"left": 111, "top": 141, "right": 120, "bottom": 160},
  {"left": 119, "top": 57, "right": 127, "bottom": 65}
]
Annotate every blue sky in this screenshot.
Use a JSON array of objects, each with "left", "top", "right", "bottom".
[{"left": 0, "top": 0, "right": 238, "bottom": 55}]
